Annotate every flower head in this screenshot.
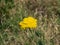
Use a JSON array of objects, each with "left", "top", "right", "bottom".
[{"left": 19, "top": 17, "right": 37, "bottom": 29}]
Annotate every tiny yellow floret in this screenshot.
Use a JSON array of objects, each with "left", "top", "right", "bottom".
[{"left": 19, "top": 17, "right": 37, "bottom": 29}]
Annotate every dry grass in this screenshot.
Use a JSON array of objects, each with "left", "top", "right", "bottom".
[{"left": 0, "top": 0, "right": 60, "bottom": 45}]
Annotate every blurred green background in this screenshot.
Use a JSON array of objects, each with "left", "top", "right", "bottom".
[{"left": 0, "top": 0, "right": 60, "bottom": 45}]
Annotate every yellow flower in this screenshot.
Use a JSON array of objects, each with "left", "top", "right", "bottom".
[{"left": 19, "top": 17, "right": 37, "bottom": 29}]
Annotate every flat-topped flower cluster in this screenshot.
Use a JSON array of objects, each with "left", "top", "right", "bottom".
[{"left": 19, "top": 17, "right": 37, "bottom": 29}]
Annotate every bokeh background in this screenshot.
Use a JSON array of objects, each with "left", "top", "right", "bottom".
[{"left": 0, "top": 0, "right": 60, "bottom": 45}]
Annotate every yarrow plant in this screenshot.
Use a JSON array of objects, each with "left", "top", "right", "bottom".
[{"left": 19, "top": 17, "right": 37, "bottom": 29}]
